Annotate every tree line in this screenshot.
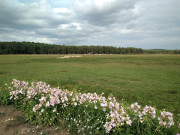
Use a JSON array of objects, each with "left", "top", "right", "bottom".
[
  {"left": 0, "top": 41, "right": 179, "bottom": 54},
  {"left": 0, "top": 41, "right": 143, "bottom": 54},
  {"left": 143, "top": 49, "right": 180, "bottom": 54}
]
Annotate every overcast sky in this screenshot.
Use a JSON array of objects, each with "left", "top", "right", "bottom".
[{"left": 0, "top": 0, "right": 180, "bottom": 49}]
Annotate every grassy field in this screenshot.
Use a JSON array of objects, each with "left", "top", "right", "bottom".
[{"left": 0, "top": 54, "right": 179, "bottom": 115}]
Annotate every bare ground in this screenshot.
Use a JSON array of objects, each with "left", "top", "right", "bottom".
[{"left": 0, "top": 106, "right": 68, "bottom": 135}]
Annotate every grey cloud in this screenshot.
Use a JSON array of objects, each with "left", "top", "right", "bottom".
[
  {"left": 73, "top": 0, "right": 140, "bottom": 26},
  {"left": 34, "top": 23, "right": 105, "bottom": 45},
  {"left": 0, "top": 0, "right": 180, "bottom": 49},
  {"left": 0, "top": 0, "right": 71, "bottom": 30},
  {"left": 134, "top": 0, "right": 180, "bottom": 30},
  {"left": 0, "top": 1, "right": 24, "bottom": 27}
]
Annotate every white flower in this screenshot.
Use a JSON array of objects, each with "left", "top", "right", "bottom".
[
  {"left": 130, "top": 102, "right": 141, "bottom": 113},
  {"left": 41, "top": 109, "right": 44, "bottom": 113},
  {"left": 74, "top": 102, "right": 77, "bottom": 106},
  {"left": 46, "top": 101, "right": 50, "bottom": 107},
  {"left": 33, "top": 107, "right": 36, "bottom": 112},
  {"left": 126, "top": 120, "right": 132, "bottom": 126},
  {"left": 158, "top": 111, "right": 174, "bottom": 128},
  {"left": 53, "top": 108, "right": 57, "bottom": 112},
  {"left": 142, "top": 105, "right": 156, "bottom": 119},
  {"left": 104, "top": 122, "right": 112, "bottom": 133},
  {"left": 100, "top": 102, "right": 107, "bottom": 107}
]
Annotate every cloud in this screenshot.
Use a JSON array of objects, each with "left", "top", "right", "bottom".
[
  {"left": 73, "top": 0, "right": 140, "bottom": 26},
  {"left": 0, "top": 0, "right": 179, "bottom": 49},
  {"left": 0, "top": 0, "right": 71, "bottom": 29}
]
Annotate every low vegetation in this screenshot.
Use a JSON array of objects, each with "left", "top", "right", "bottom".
[
  {"left": 1, "top": 79, "right": 179, "bottom": 134},
  {"left": 0, "top": 54, "right": 179, "bottom": 134}
]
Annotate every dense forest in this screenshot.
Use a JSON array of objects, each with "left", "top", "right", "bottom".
[
  {"left": 0, "top": 41, "right": 143, "bottom": 54},
  {"left": 143, "top": 49, "right": 180, "bottom": 54},
  {"left": 0, "top": 41, "right": 179, "bottom": 54}
]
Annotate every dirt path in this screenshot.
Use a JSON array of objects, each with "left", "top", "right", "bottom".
[{"left": 0, "top": 106, "right": 68, "bottom": 135}]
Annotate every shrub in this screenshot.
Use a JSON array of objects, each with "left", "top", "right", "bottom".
[{"left": 6, "top": 79, "right": 180, "bottom": 134}]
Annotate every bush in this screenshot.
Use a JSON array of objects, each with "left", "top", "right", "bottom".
[{"left": 5, "top": 79, "right": 180, "bottom": 135}]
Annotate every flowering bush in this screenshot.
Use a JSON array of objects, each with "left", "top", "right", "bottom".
[
  {"left": 158, "top": 111, "right": 174, "bottom": 128},
  {"left": 7, "top": 79, "right": 179, "bottom": 134}
]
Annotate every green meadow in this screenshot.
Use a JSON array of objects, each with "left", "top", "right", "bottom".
[{"left": 0, "top": 54, "right": 180, "bottom": 115}]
